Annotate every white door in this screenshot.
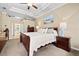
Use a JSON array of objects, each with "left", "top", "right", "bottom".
[{"left": 14, "top": 24, "right": 20, "bottom": 39}]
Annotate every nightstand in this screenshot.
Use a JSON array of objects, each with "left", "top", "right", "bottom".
[{"left": 56, "top": 36, "right": 71, "bottom": 52}]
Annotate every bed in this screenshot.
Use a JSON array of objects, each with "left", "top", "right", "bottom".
[{"left": 20, "top": 28, "right": 58, "bottom": 56}]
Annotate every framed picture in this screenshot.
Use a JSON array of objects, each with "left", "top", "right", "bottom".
[{"left": 44, "top": 15, "right": 54, "bottom": 24}]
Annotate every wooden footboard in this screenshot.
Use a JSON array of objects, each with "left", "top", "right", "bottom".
[
  {"left": 20, "top": 33, "right": 30, "bottom": 56},
  {"left": 20, "top": 32, "right": 56, "bottom": 56}
]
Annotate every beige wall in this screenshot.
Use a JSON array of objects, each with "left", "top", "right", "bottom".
[
  {"left": 36, "top": 3, "right": 79, "bottom": 48},
  {"left": 36, "top": 4, "right": 79, "bottom": 27}
]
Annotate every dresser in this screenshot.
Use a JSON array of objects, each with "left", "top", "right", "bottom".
[{"left": 56, "top": 36, "right": 71, "bottom": 52}]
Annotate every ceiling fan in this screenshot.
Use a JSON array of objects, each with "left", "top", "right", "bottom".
[{"left": 20, "top": 3, "right": 38, "bottom": 10}]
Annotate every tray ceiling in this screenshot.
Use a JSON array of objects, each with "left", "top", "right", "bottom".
[{"left": 0, "top": 3, "right": 65, "bottom": 20}]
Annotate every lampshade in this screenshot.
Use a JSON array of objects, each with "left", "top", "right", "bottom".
[{"left": 36, "top": 26, "right": 39, "bottom": 29}]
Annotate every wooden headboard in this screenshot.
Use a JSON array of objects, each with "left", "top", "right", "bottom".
[
  {"left": 27, "top": 27, "right": 34, "bottom": 32},
  {"left": 53, "top": 27, "right": 58, "bottom": 32}
]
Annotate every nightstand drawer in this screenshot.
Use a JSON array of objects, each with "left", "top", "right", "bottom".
[
  {"left": 56, "top": 36, "right": 71, "bottom": 51},
  {"left": 56, "top": 40, "right": 69, "bottom": 45}
]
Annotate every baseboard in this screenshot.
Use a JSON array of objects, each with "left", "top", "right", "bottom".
[{"left": 71, "top": 46, "right": 79, "bottom": 51}]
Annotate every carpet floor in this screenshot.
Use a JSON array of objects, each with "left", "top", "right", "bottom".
[{"left": 0, "top": 39, "right": 79, "bottom": 56}]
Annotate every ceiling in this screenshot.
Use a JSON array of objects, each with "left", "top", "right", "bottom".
[{"left": 0, "top": 3, "right": 65, "bottom": 20}]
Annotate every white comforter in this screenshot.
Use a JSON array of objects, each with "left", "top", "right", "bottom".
[{"left": 24, "top": 30, "right": 57, "bottom": 56}]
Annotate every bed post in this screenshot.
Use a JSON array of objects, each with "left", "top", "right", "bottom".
[
  {"left": 20, "top": 32, "right": 30, "bottom": 56},
  {"left": 20, "top": 32, "right": 22, "bottom": 42}
]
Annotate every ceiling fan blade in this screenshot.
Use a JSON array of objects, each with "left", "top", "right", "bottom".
[
  {"left": 32, "top": 5, "right": 38, "bottom": 9},
  {"left": 28, "top": 6, "right": 30, "bottom": 10},
  {"left": 2, "top": 7, "right": 6, "bottom": 9},
  {"left": 8, "top": 15, "right": 11, "bottom": 17}
]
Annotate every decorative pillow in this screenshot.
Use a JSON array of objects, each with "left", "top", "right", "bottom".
[
  {"left": 38, "top": 29, "right": 42, "bottom": 33},
  {"left": 47, "top": 28, "right": 54, "bottom": 33},
  {"left": 44, "top": 28, "right": 48, "bottom": 33},
  {"left": 38, "top": 28, "right": 48, "bottom": 33},
  {"left": 41, "top": 29, "right": 45, "bottom": 33}
]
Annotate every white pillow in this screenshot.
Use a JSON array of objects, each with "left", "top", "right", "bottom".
[
  {"left": 47, "top": 29, "right": 54, "bottom": 33},
  {"left": 53, "top": 30, "right": 58, "bottom": 36},
  {"left": 38, "top": 29, "right": 42, "bottom": 33},
  {"left": 38, "top": 28, "right": 48, "bottom": 33},
  {"left": 44, "top": 28, "right": 48, "bottom": 33},
  {"left": 41, "top": 28, "right": 46, "bottom": 33}
]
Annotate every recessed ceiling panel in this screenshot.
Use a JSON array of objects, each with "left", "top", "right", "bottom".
[{"left": 0, "top": 3, "right": 65, "bottom": 19}]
